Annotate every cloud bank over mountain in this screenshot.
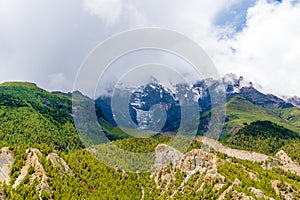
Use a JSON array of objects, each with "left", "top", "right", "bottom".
[{"left": 0, "top": 0, "right": 299, "bottom": 96}]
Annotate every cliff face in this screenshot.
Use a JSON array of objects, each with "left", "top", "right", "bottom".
[
  {"left": 152, "top": 144, "right": 225, "bottom": 197},
  {"left": 150, "top": 142, "right": 300, "bottom": 199}
]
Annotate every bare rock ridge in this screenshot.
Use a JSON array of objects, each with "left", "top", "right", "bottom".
[
  {"left": 272, "top": 180, "right": 297, "bottom": 200},
  {"left": 276, "top": 150, "right": 300, "bottom": 176},
  {"left": 0, "top": 148, "right": 72, "bottom": 199},
  {"left": 217, "top": 179, "right": 242, "bottom": 200},
  {"left": 152, "top": 140, "right": 300, "bottom": 199},
  {"left": 0, "top": 147, "right": 14, "bottom": 184},
  {"left": 1, "top": 139, "right": 300, "bottom": 199},
  {"left": 46, "top": 153, "right": 73, "bottom": 175},
  {"left": 13, "top": 149, "right": 48, "bottom": 190},
  {"left": 12, "top": 148, "right": 51, "bottom": 199},
  {"left": 152, "top": 144, "right": 225, "bottom": 197},
  {"left": 153, "top": 144, "right": 183, "bottom": 169},
  {"left": 249, "top": 187, "right": 274, "bottom": 200},
  {"left": 199, "top": 137, "right": 300, "bottom": 176}
]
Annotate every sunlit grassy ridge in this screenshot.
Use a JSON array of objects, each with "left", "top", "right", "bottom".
[
  {"left": 225, "top": 95, "right": 300, "bottom": 133},
  {"left": 0, "top": 82, "right": 38, "bottom": 88}
]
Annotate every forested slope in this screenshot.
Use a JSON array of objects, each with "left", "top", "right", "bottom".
[
  {"left": 0, "top": 82, "right": 82, "bottom": 151},
  {"left": 0, "top": 82, "right": 300, "bottom": 199}
]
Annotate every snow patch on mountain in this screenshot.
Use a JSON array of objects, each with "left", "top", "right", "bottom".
[
  {"left": 284, "top": 96, "right": 300, "bottom": 108},
  {"left": 222, "top": 73, "right": 253, "bottom": 94}
]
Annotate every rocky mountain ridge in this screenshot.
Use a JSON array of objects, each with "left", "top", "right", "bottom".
[
  {"left": 96, "top": 73, "right": 299, "bottom": 134},
  {"left": 150, "top": 139, "right": 300, "bottom": 199},
  {"left": 0, "top": 147, "right": 72, "bottom": 199},
  {"left": 1, "top": 79, "right": 300, "bottom": 199},
  {"left": 285, "top": 96, "right": 300, "bottom": 108}
]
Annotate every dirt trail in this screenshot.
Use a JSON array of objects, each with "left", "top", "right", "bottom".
[{"left": 196, "top": 137, "right": 269, "bottom": 162}]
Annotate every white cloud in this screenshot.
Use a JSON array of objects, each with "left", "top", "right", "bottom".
[
  {"left": 83, "top": 0, "right": 123, "bottom": 25},
  {"left": 111, "top": 0, "right": 300, "bottom": 97},
  {"left": 1, "top": 0, "right": 300, "bottom": 97},
  {"left": 47, "top": 73, "right": 70, "bottom": 92},
  {"left": 216, "top": 0, "right": 300, "bottom": 96},
  {"left": 0, "top": 0, "right": 103, "bottom": 92}
]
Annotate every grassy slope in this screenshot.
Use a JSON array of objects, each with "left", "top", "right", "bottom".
[{"left": 225, "top": 95, "right": 300, "bottom": 133}]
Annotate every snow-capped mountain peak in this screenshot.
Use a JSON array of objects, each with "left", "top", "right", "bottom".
[
  {"left": 222, "top": 73, "right": 253, "bottom": 94},
  {"left": 284, "top": 96, "right": 300, "bottom": 108}
]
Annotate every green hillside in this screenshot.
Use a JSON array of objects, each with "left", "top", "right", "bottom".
[
  {"left": 2, "top": 135, "right": 300, "bottom": 199},
  {"left": 0, "top": 82, "right": 82, "bottom": 151},
  {"left": 1, "top": 82, "right": 300, "bottom": 199},
  {"left": 225, "top": 95, "right": 300, "bottom": 133},
  {"left": 227, "top": 120, "right": 300, "bottom": 155}
]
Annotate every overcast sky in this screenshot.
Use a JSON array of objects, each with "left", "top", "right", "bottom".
[{"left": 0, "top": 0, "right": 299, "bottom": 97}]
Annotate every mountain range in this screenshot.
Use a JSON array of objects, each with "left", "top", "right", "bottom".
[
  {"left": 95, "top": 73, "right": 300, "bottom": 136},
  {"left": 0, "top": 75, "right": 300, "bottom": 199}
]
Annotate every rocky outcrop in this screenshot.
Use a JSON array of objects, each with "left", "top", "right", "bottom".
[
  {"left": 153, "top": 144, "right": 183, "bottom": 169},
  {"left": 152, "top": 144, "right": 225, "bottom": 196},
  {"left": 151, "top": 144, "right": 183, "bottom": 193},
  {"left": 248, "top": 172, "right": 258, "bottom": 181},
  {"left": 249, "top": 187, "right": 274, "bottom": 200},
  {"left": 1, "top": 147, "right": 73, "bottom": 198},
  {"left": 12, "top": 148, "right": 50, "bottom": 199},
  {"left": 276, "top": 150, "right": 300, "bottom": 176},
  {"left": 217, "top": 179, "right": 241, "bottom": 200},
  {"left": 0, "top": 147, "right": 14, "bottom": 184},
  {"left": 151, "top": 140, "right": 300, "bottom": 199},
  {"left": 271, "top": 180, "right": 298, "bottom": 200},
  {"left": 176, "top": 149, "right": 225, "bottom": 185},
  {"left": 47, "top": 153, "right": 73, "bottom": 175},
  {"left": 10, "top": 148, "right": 72, "bottom": 199}
]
